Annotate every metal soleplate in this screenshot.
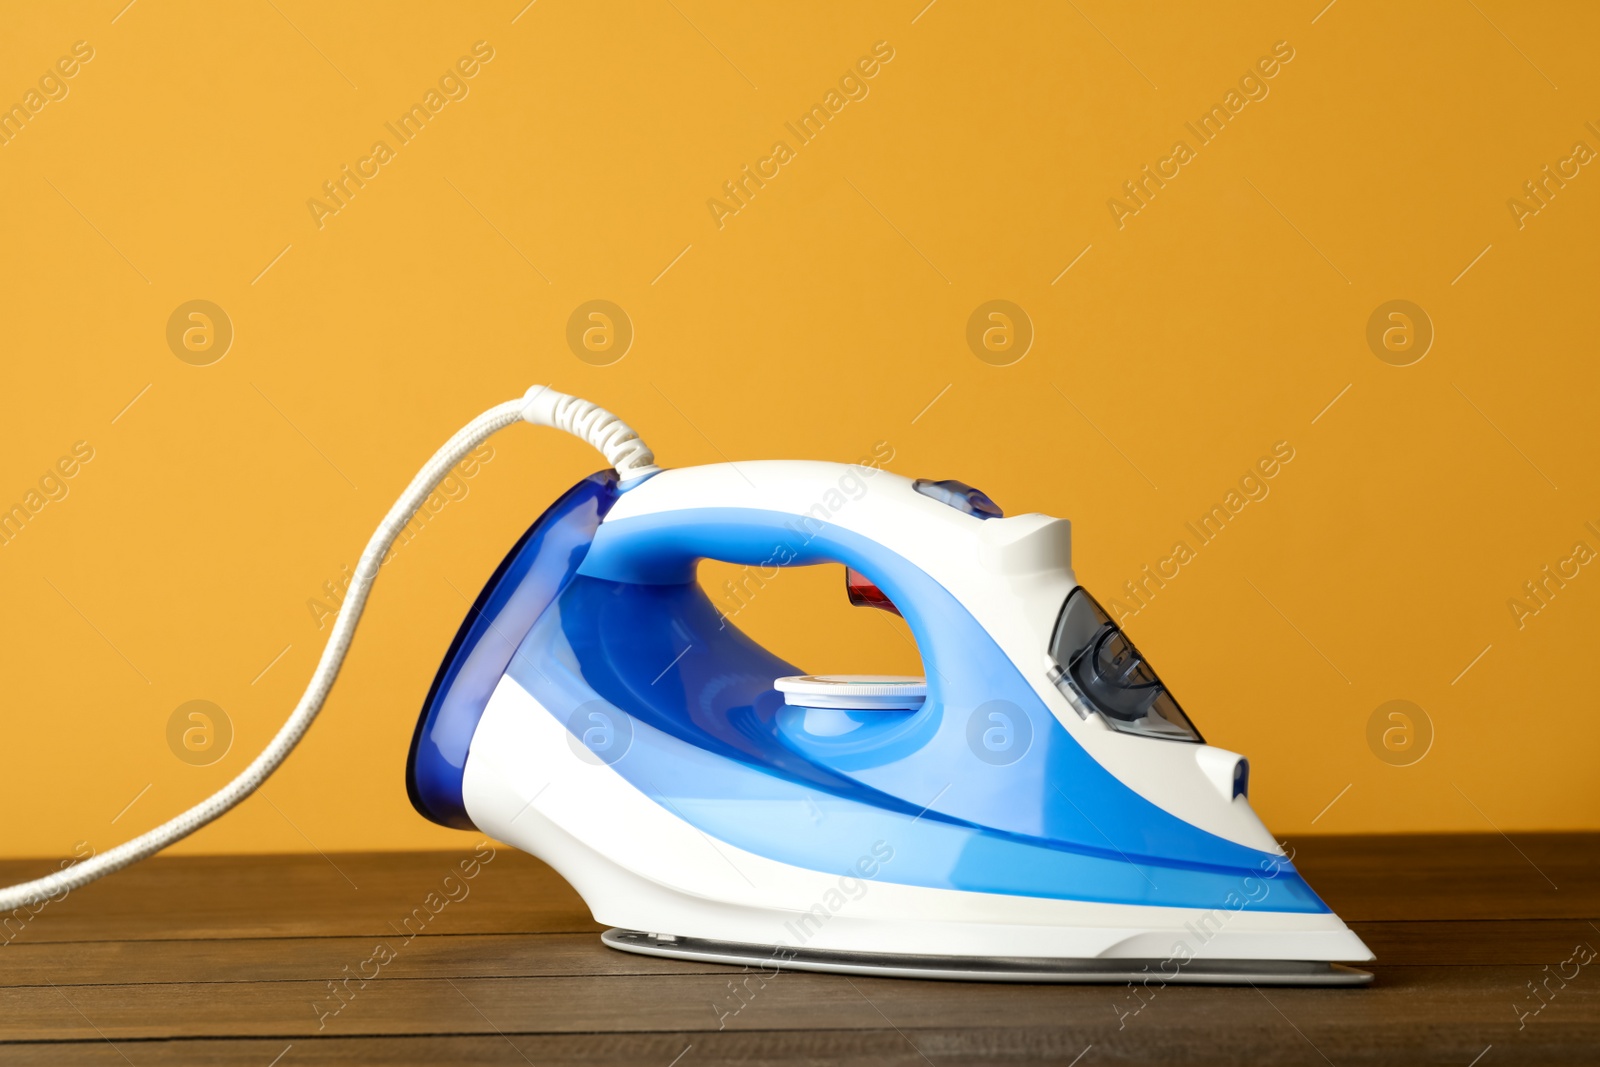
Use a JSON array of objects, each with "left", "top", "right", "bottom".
[{"left": 602, "top": 929, "right": 1373, "bottom": 986}]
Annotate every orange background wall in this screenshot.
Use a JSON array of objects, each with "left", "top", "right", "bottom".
[{"left": 1, "top": 1, "right": 1596, "bottom": 859}]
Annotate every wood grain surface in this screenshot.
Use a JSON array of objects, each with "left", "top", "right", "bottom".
[{"left": 0, "top": 834, "right": 1594, "bottom": 1065}]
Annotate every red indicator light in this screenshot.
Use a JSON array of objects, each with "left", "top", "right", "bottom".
[{"left": 845, "top": 567, "right": 900, "bottom": 616}]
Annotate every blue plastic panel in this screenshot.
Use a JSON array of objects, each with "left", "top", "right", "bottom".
[
  {"left": 485, "top": 506, "right": 1331, "bottom": 913},
  {"left": 406, "top": 470, "right": 619, "bottom": 828}
]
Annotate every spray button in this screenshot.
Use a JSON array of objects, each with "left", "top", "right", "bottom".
[{"left": 913, "top": 478, "right": 1003, "bottom": 519}]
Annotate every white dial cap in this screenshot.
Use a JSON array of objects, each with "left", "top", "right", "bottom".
[{"left": 773, "top": 674, "right": 927, "bottom": 710}]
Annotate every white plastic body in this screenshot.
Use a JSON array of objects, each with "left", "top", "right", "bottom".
[
  {"left": 602, "top": 461, "right": 1272, "bottom": 853},
  {"left": 460, "top": 461, "right": 1373, "bottom": 963},
  {"left": 464, "top": 679, "right": 1371, "bottom": 962}
]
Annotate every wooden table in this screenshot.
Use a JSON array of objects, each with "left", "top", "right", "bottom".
[{"left": 1, "top": 834, "right": 1595, "bottom": 1065}]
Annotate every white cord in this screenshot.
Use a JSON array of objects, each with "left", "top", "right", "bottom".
[{"left": 0, "top": 386, "right": 657, "bottom": 910}]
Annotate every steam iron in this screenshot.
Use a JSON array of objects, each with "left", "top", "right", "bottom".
[
  {"left": 0, "top": 387, "right": 1372, "bottom": 985},
  {"left": 409, "top": 460, "right": 1374, "bottom": 985}
]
